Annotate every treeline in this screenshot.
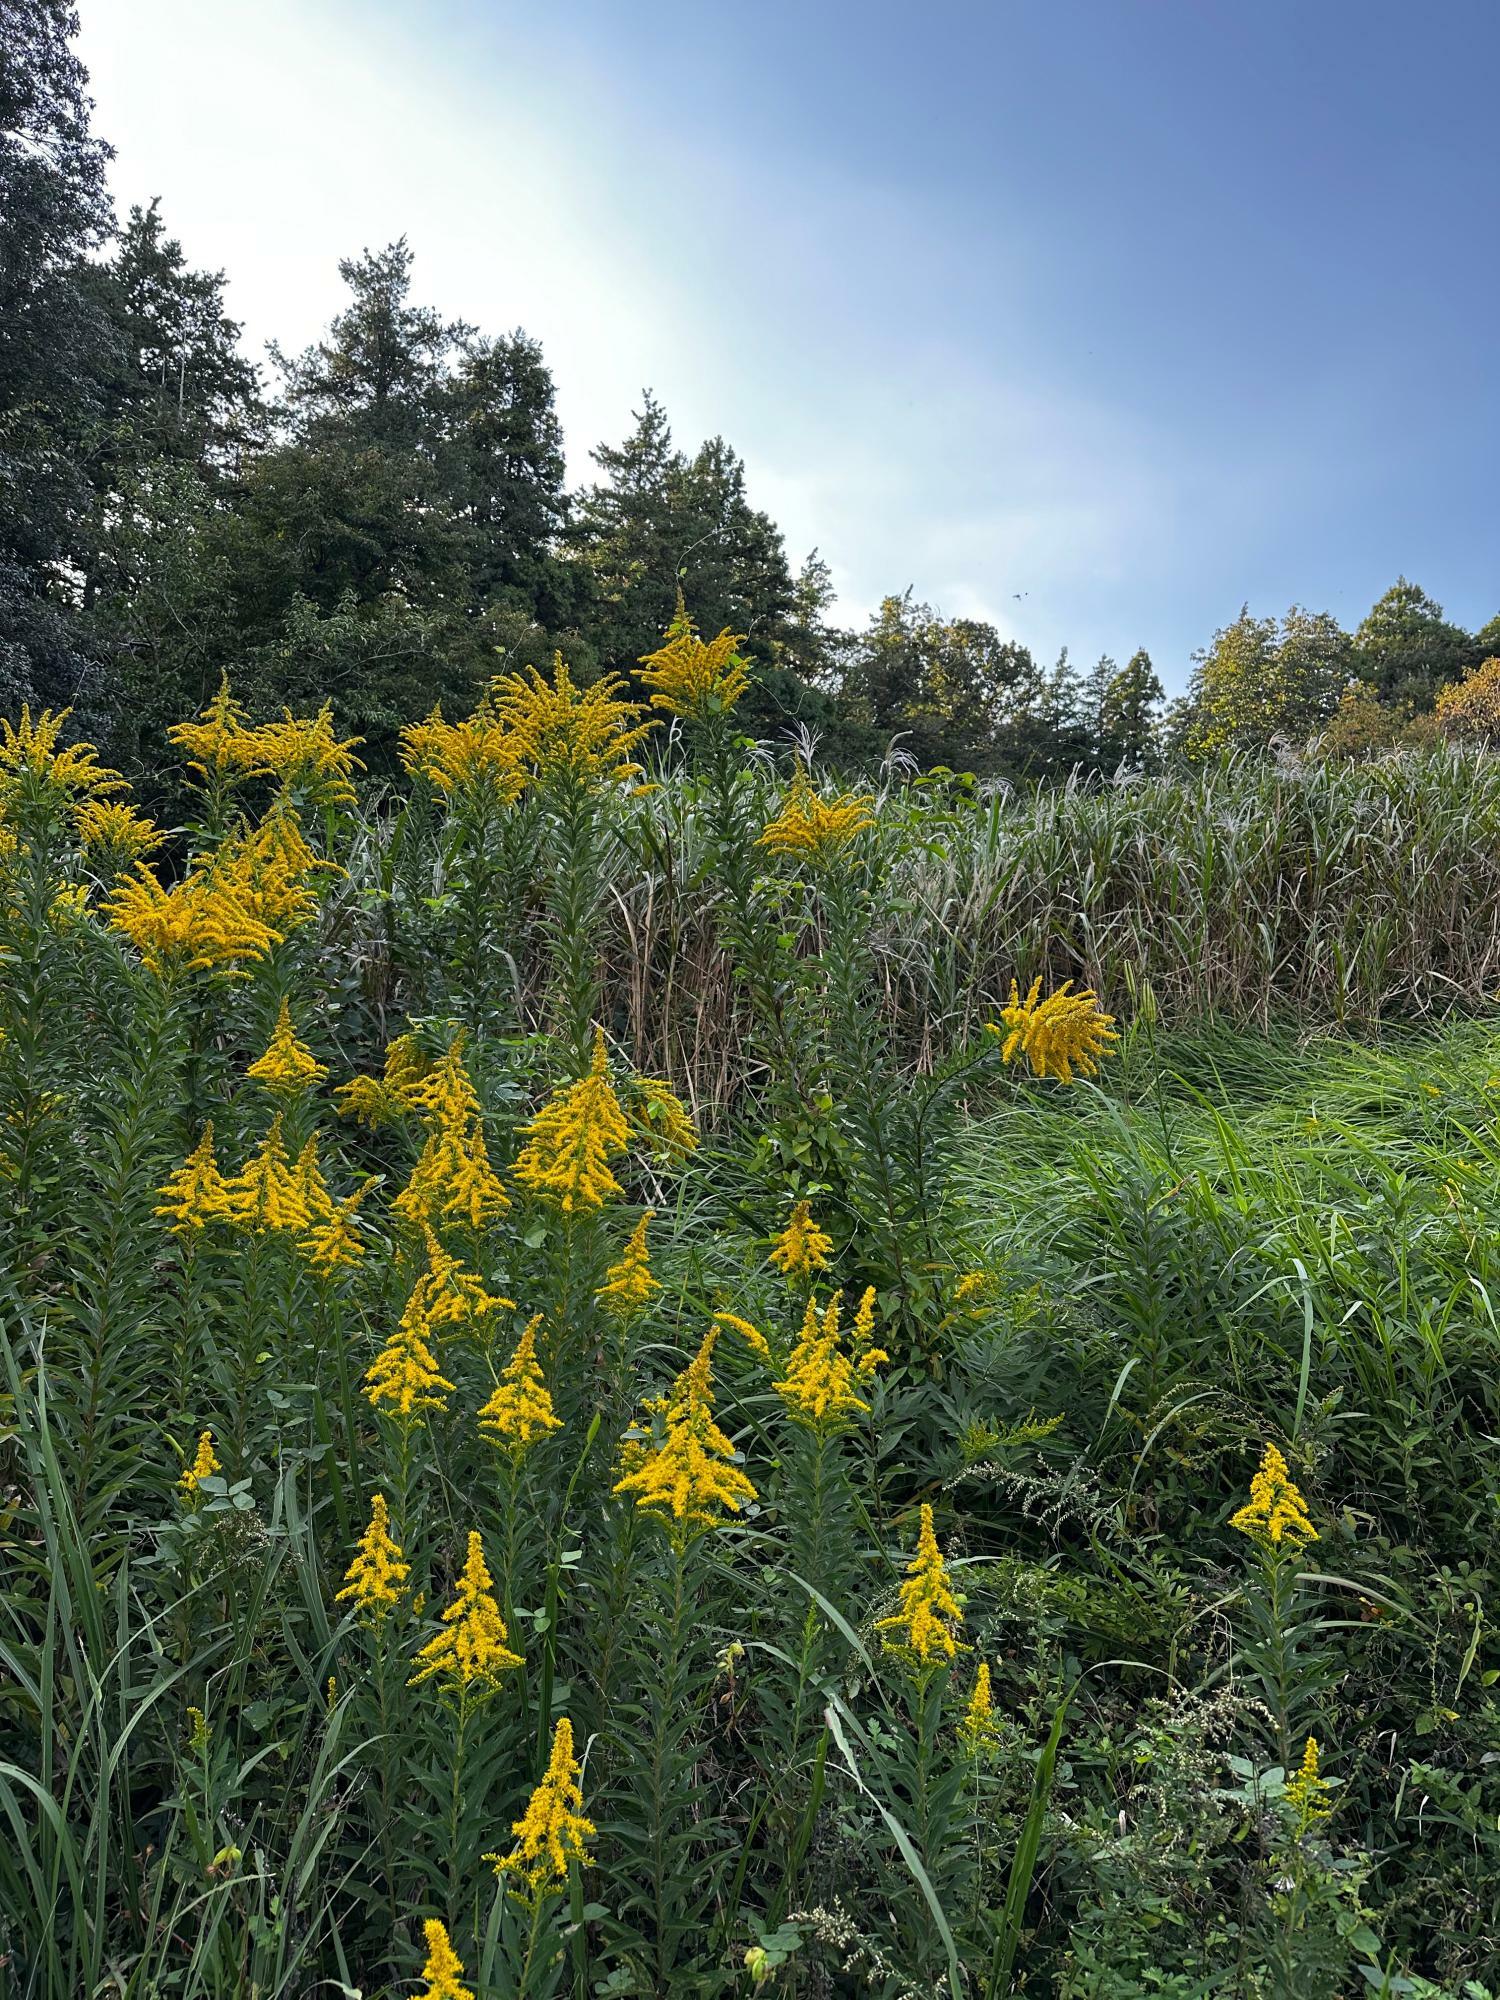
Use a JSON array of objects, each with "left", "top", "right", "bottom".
[{"left": 5, "top": 3, "right": 1499, "bottom": 793}]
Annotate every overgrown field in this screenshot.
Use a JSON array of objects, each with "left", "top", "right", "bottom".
[{"left": 1, "top": 641, "right": 1498, "bottom": 1999}]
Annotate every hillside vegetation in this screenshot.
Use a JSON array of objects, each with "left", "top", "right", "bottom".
[{"left": 1, "top": 651, "right": 1497, "bottom": 1999}]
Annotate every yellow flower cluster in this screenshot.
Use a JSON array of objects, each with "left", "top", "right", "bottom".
[
  {"left": 156, "top": 1121, "right": 369, "bottom": 1271},
  {"left": 769, "top": 1200, "right": 833, "bottom": 1281},
  {"left": 401, "top": 686, "right": 526, "bottom": 803},
  {"left": 758, "top": 771, "right": 875, "bottom": 860},
  {"left": 627, "top": 1075, "right": 698, "bottom": 1159},
  {"left": 988, "top": 976, "right": 1119, "bottom": 1083},
  {"left": 613, "top": 1329, "right": 757, "bottom": 1540},
  {"left": 413, "top": 1919, "right": 475, "bottom": 2000},
  {"left": 394, "top": 1037, "right": 510, "bottom": 1231},
  {"left": 335, "top": 1031, "right": 431, "bottom": 1127},
  {"left": 487, "top": 1716, "right": 596, "bottom": 1896},
  {"left": 1284, "top": 1734, "right": 1333, "bottom": 1831},
  {"left": 877, "top": 1503, "right": 963, "bottom": 1667},
  {"left": 156, "top": 1125, "right": 234, "bottom": 1233},
  {"left": 0, "top": 706, "right": 122, "bottom": 801},
  {"left": 169, "top": 677, "right": 363, "bottom": 804},
  {"left": 364, "top": 1298, "right": 457, "bottom": 1424},
  {"left": 179, "top": 1430, "right": 220, "bottom": 1497},
  {"left": 107, "top": 804, "right": 330, "bottom": 977},
  {"left": 336, "top": 1493, "right": 409, "bottom": 1621},
  {"left": 408, "top": 1530, "right": 523, "bottom": 1698},
  {"left": 638, "top": 600, "right": 751, "bottom": 723},
  {"left": 478, "top": 1315, "right": 563, "bottom": 1459},
  {"left": 410, "top": 1225, "right": 512, "bottom": 1336},
  {"left": 513, "top": 1030, "right": 630, "bottom": 1212},
  {"left": 72, "top": 797, "right": 162, "bottom": 863},
  {"left": 1230, "top": 1441, "right": 1317, "bottom": 1549},
  {"left": 246, "top": 998, "right": 328, "bottom": 1096},
  {"left": 489, "top": 656, "right": 654, "bottom": 788},
  {"left": 958, "top": 1661, "right": 1001, "bottom": 1756},
  {"left": 773, "top": 1290, "right": 885, "bottom": 1435},
  {"left": 222, "top": 1114, "right": 312, "bottom": 1233},
  {"left": 596, "top": 1211, "right": 660, "bottom": 1318}
]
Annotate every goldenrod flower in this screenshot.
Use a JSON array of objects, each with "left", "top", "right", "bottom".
[
  {"left": 408, "top": 1531, "right": 523, "bottom": 1697},
  {"left": 222, "top": 1115, "right": 311, "bottom": 1234},
  {"left": 774, "top": 1293, "right": 875, "bottom": 1435},
  {"left": 0, "top": 706, "right": 122, "bottom": 799},
  {"left": 850, "top": 1285, "right": 888, "bottom": 1377},
  {"left": 180, "top": 1430, "right": 220, "bottom": 1497},
  {"left": 401, "top": 690, "right": 525, "bottom": 802},
  {"left": 877, "top": 1504, "right": 963, "bottom": 1667},
  {"left": 1284, "top": 1734, "right": 1333, "bottom": 1832},
  {"left": 403, "top": 1036, "right": 483, "bottom": 1130},
  {"left": 486, "top": 1716, "right": 596, "bottom": 1895},
  {"left": 301, "top": 1179, "right": 375, "bottom": 1276},
  {"left": 987, "top": 976, "right": 1118, "bottom": 1084},
  {"left": 638, "top": 597, "right": 751, "bottom": 723},
  {"left": 613, "top": 1329, "right": 757, "bottom": 1541},
  {"left": 958, "top": 1662, "right": 1001, "bottom": 1756},
  {"left": 711, "top": 1311, "right": 774, "bottom": 1364},
  {"left": 758, "top": 770, "right": 875, "bottom": 860},
  {"left": 628, "top": 1075, "right": 698, "bottom": 1159},
  {"left": 596, "top": 1212, "right": 660, "bottom": 1318},
  {"left": 336, "top": 1493, "right": 409, "bottom": 1621},
  {"left": 478, "top": 1315, "right": 563, "bottom": 1460},
  {"left": 769, "top": 1201, "right": 833, "bottom": 1281},
  {"left": 413, "top": 1918, "right": 476, "bottom": 2000},
  {"left": 156, "top": 1124, "right": 232, "bottom": 1233},
  {"left": 396, "top": 1117, "right": 511, "bottom": 1231},
  {"left": 248, "top": 703, "right": 363, "bottom": 808},
  {"left": 1230, "top": 1441, "right": 1317, "bottom": 1549},
  {"left": 72, "top": 797, "right": 162, "bottom": 863},
  {"left": 363, "top": 1297, "right": 456, "bottom": 1423},
  {"left": 335, "top": 1031, "right": 431, "bottom": 1127},
  {"left": 168, "top": 675, "right": 266, "bottom": 782},
  {"left": 408, "top": 1227, "right": 512, "bottom": 1335},
  {"left": 489, "top": 655, "right": 654, "bottom": 789},
  {"left": 513, "top": 1030, "right": 630, "bottom": 1213},
  {"left": 246, "top": 998, "right": 328, "bottom": 1096},
  {"left": 106, "top": 858, "right": 280, "bottom": 977}
]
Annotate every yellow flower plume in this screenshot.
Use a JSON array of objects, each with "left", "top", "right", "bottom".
[
  {"left": 596, "top": 1211, "right": 660, "bottom": 1318},
  {"left": 758, "top": 770, "right": 875, "bottom": 861},
  {"left": 877, "top": 1503, "right": 963, "bottom": 1667},
  {"left": 246, "top": 998, "right": 328, "bottom": 1097},
  {"left": 486, "top": 1716, "right": 596, "bottom": 1895},
  {"left": 413, "top": 1919, "right": 476, "bottom": 2000},
  {"left": 180, "top": 1430, "right": 220, "bottom": 1497},
  {"left": 638, "top": 597, "right": 751, "bottom": 723},
  {"left": 987, "top": 976, "right": 1119, "bottom": 1084},
  {"left": 1285, "top": 1734, "right": 1333, "bottom": 1832},
  {"left": 222, "top": 1114, "right": 310, "bottom": 1234},
  {"left": 363, "top": 1301, "right": 456, "bottom": 1423},
  {"left": 1230, "top": 1441, "right": 1317, "bottom": 1549},
  {"left": 408, "top": 1531, "right": 523, "bottom": 1697},
  {"left": 156, "top": 1124, "right": 232, "bottom": 1233},
  {"left": 478, "top": 1316, "right": 563, "bottom": 1460},
  {"left": 958, "top": 1661, "right": 1002, "bottom": 1756},
  {"left": 336, "top": 1493, "right": 409, "bottom": 1621},
  {"left": 774, "top": 1292, "right": 878, "bottom": 1435},
  {"left": 513, "top": 1030, "right": 630, "bottom": 1213},
  {"left": 769, "top": 1200, "right": 833, "bottom": 1281},
  {"left": 613, "top": 1329, "right": 757, "bottom": 1541}
]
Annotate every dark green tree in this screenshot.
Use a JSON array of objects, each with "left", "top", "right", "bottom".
[
  {"left": 0, "top": 0, "right": 116, "bottom": 709},
  {"left": 1352, "top": 578, "right": 1469, "bottom": 708},
  {"left": 1097, "top": 647, "right": 1165, "bottom": 769}
]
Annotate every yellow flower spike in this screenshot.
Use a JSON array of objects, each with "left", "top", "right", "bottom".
[
  {"left": 247, "top": 702, "right": 363, "bottom": 808},
  {"left": 638, "top": 596, "right": 752, "bottom": 723},
  {"left": 167, "top": 674, "right": 266, "bottom": 782},
  {"left": 408, "top": 1227, "right": 512, "bottom": 1336},
  {"left": 156, "top": 1124, "right": 232, "bottom": 1233},
  {"left": 179, "top": 1430, "right": 220, "bottom": 1497},
  {"left": 413, "top": 1918, "right": 476, "bottom": 2000},
  {"left": 596, "top": 1212, "right": 661, "bottom": 1318},
  {"left": 222, "top": 1115, "right": 311, "bottom": 1235},
  {"left": 336, "top": 1493, "right": 410, "bottom": 1622},
  {"left": 877, "top": 1503, "right": 964, "bottom": 1667},
  {"left": 711, "top": 1311, "right": 774, "bottom": 1364},
  {"left": 71, "top": 797, "right": 162, "bottom": 863},
  {"left": 512, "top": 1029, "right": 630, "bottom": 1213},
  {"left": 246, "top": 998, "right": 328, "bottom": 1097},
  {"left": 628, "top": 1075, "right": 699, "bottom": 1159},
  {"left": 485, "top": 1716, "right": 597, "bottom": 1896},
  {"left": 758, "top": 769, "right": 875, "bottom": 861},
  {"left": 301, "top": 1178, "right": 376, "bottom": 1276},
  {"left": 612, "top": 1328, "right": 758, "bottom": 1541},
  {"left": 768, "top": 1200, "right": 833, "bottom": 1281},
  {"left": 959, "top": 1662, "right": 1002, "bottom": 1756},
  {"left": 1285, "top": 1734, "right": 1333, "bottom": 1832},
  {"left": 850, "top": 1285, "right": 889, "bottom": 1378},
  {"left": 773, "top": 1292, "right": 875, "bottom": 1435},
  {"left": 1230, "top": 1441, "right": 1318, "bottom": 1550},
  {"left": 335, "top": 1030, "right": 432, "bottom": 1126},
  {"left": 363, "top": 1299, "right": 456, "bottom": 1423},
  {"left": 0, "top": 706, "right": 122, "bottom": 798},
  {"left": 106, "top": 857, "right": 281, "bottom": 977},
  {"left": 395, "top": 1119, "right": 511, "bottom": 1231},
  {"left": 478, "top": 1315, "right": 563, "bottom": 1460},
  {"left": 488, "top": 654, "right": 654, "bottom": 789},
  {"left": 986, "top": 975, "right": 1119, "bottom": 1084},
  {"left": 400, "top": 687, "right": 527, "bottom": 802},
  {"left": 403, "top": 1035, "right": 483, "bottom": 1130},
  {"left": 408, "top": 1530, "right": 523, "bottom": 1698}
]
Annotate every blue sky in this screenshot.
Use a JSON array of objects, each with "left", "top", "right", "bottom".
[{"left": 80, "top": 0, "right": 1500, "bottom": 690}]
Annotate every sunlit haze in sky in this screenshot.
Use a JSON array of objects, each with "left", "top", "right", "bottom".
[{"left": 79, "top": 0, "right": 1500, "bottom": 689}]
